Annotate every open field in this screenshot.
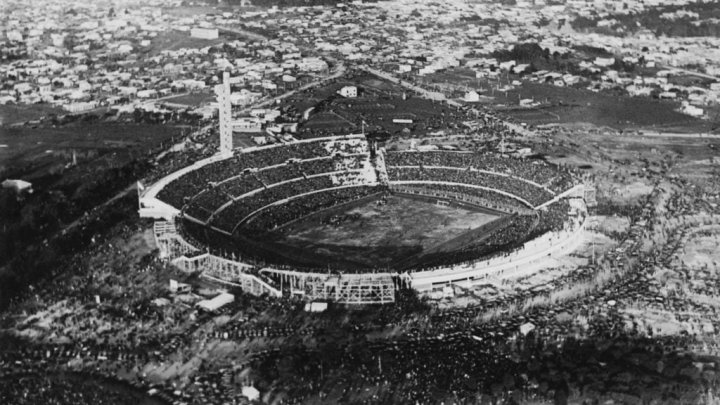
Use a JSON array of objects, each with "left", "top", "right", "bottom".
[
  {"left": 280, "top": 72, "right": 469, "bottom": 138},
  {"left": 0, "top": 122, "right": 184, "bottom": 180},
  {"left": 274, "top": 195, "right": 501, "bottom": 268},
  {"left": 422, "top": 68, "right": 713, "bottom": 132},
  {"left": 161, "top": 91, "right": 215, "bottom": 107},
  {"left": 495, "top": 82, "right": 709, "bottom": 132},
  {"left": 677, "top": 233, "right": 720, "bottom": 269},
  {"left": 0, "top": 103, "right": 66, "bottom": 126}
]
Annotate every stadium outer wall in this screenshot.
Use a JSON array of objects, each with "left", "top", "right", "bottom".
[{"left": 139, "top": 138, "right": 589, "bottom": 305}]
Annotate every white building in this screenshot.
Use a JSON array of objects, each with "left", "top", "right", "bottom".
[
  {"left": 681, "top": 102, "right": 704, "bottom": 117},
  {"left": 6, "top": 30, "right": 23, "bottom": 42},
  {"left": 241, "top": 386, "right": 260, "bottom": 402},
  {"left": 298, "top": 57, "right": 328, "bottom": 72},
  {"left": 233, "top": 117, "right": 263, "bottom": 133},
  {"left": 338, "top": 86, "right": 357, "bottom": 98},
  {"left": 464, "top": 90, "right": 480, "bottom": 102},
  {"left": 196, "top": 292, "right": 234, "bottom": 312},
  {"left": 64, "top": 101, "right": 99, "bottom": 113},
  {"left": 2, "top": 179, "right": 32, "bottom": 193},
  {"left": 252, "top": 135, "right": 268, "bottom": 145},
  {"left": 190, "top": 27, "right": 219, "bottom": 40},
  {"left": 594, "top": 57, "right": 615, "bottom": 67},
  {"left": 520, "top": 322, "right": 536, "bottom": 336},
  {"left": 304, "top": 302, "right": 328, "bottom": 312}
]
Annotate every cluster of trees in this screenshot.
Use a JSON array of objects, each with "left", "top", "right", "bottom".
[
  {"left": 492, "top": 43, "right": 580, "bottom": 75},
  {"left": 491, "top": 42, "right": 641, "bottom": 80}
]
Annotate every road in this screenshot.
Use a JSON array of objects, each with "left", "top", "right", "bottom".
[
  {"left": 64, "top": 91, "right": 200, "bottom": 117},
  {"left": 219, "top": 27, "right": 269, "bottom": 43},
  {"left": 661, "top": 65, "right": 719, "bottom": 81},
  {"left": 637, "top": 130, "right": 720, "bottom": 139}
]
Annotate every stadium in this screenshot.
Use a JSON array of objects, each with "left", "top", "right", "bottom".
[{"left": 139, "top": 130, "right": 589, "bottom": 305}]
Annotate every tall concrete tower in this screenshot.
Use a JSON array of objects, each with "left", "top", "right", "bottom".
[{"left": 215, "top": 71, "right": 232, "bottom": 154}]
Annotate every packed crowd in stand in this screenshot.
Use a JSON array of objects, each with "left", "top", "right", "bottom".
[
  {"left": 387, "top": 166, "right": 555, "bottom": 206},
  {"left": 412, "top": 214, "right": 538, "bottom": 270},
  {"left": 183, "top": 158, "right": 349, "bottom": 222},
  {"left": 394, "top": 184, "right": 531, "bottom": 214},
  {"left": 157, "top": 140, "right": 356, "bottom": 208},
  {"left": 256, "top": 159, "right": 332, "bottom": 185},
  {"left": 533, "top": 200, "right": 571, "bottom": 236},
  {"left": 243, "top": 186, "right": 383, "bottom": 233},
  {"left": 385, "top": 150, "right": 575, "bottom": 193},
  {"left": 209, "top": 176, "right": 337, "bottom": 233}
]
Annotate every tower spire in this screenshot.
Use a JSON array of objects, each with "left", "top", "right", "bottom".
[{"left": 215, "top": 71, "right": 232, "bottom": 154}]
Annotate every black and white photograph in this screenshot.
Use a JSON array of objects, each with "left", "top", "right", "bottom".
[{"left": 2, "top": 0, "right": 720, "bottom": 403}]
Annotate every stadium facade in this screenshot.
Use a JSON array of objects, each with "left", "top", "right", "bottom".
[{"left": 140, "top": 134, "right": 590, "bottom": 305}]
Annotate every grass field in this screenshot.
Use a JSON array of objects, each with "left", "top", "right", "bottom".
[
  {"left": 0, "top": 104, "right": 66, "bottom": 126},
  {"left": 275, "top": 195, "right": 500, "bottom": 268},
  {"left": 422, "top": 68, "right": 714, "bottom": 132},
  {"left": 494, "top": 82, "right": 709, "bottom": 131}
]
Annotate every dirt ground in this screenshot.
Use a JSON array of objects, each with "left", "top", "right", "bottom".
[
  {"left": 280, "top": 195, "right": 501, "bottom": 268},
  {"left": 678, "top": 234, "right": 720, "bottom": 269}
]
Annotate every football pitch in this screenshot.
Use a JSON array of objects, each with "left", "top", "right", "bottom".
[{"left": 274, "top": 195, "right": 501, "bottom": 269}]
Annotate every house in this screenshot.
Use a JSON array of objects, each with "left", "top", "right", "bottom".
[
  {"left": 680, "top": 102, "right": 703, "bottom": 117},
  {"left": 2, "top": 179, "right": 32, "bottom": 193},
  {"left": 137, "top": 89, "right": 157, "bottom": 99},
  {"left": 233, "top": 117, "right": 263, "bottom": 133},
  {"left": 338, "top": 85, "right": 357, "bottom": 98},
  {"left": 230, "top": 89, "right": 261, "bottom": 106},
  {"left": 241, "top": 386, "right": 260, "bottom": 402},
  {"left": 512, "top": 64, "right": 530, "bottom": 74},
  {"left": 499, "top": 60, "right": 516, "bottom": 71},
  {"left": 626, "top": 85, "right": 653, "bottom": 97},
  {"left": 196, "top": 292, "right": 234, "bottom": 312},
  {"left": 464, "top": 90, "right": 480, "bottom": 102},
  {"left": 298, "top": 57, "right": 328, "bottom": 72},
  {"left": 304, "top": 302, "right": 328, "bottom": 312},
  {"left": 169, "top": 279, "right": 191, "bottom": 294},
  {"left": 252, "top": 135, "right": 268, "bottom": 145},
  {"left": 6, "top": 30, "right": 23, "bottom": 42},
  {"left": 594, "top": 57, "right": 615, "bottom": 67},
  {"left": 520, "top": 322, "right": 535, "bottom": 336},
  {"left": 64, "top": 101, "right": 99, "bottom": 113}
]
